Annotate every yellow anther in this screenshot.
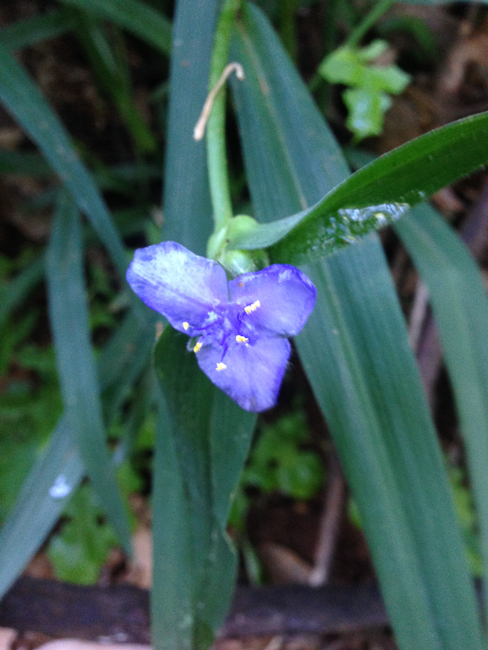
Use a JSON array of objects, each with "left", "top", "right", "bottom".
[
  {"left": 236, "top": 335, "right": 248, "bottom": 343},
  {"left": 244, "top": 300, "right": 261, "bottom": 315},
  {"left": 216, "top": 362, "right": 227, "bottom": 371},
  {"left": 182, "top": 321, "right": 190, "bottom": 330},
  {"left": 193, "top": 341, "right": 202, "bottom": 353}
]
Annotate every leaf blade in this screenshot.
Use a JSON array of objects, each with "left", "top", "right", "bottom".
[
  {"left": 396, "top": 205, "right": 488, "bottom": 621},
  {"left": 0, "top": 42, "right": 127, "bottom": 277},
  {"left": 45, "top": 194, "right": 131, "bottom": 554},
  {"left": 229, "top": 111, "right": 488, "bottom": 264},
  {"left": 231, "top": 5, "right": 484, "bottom": 648}
]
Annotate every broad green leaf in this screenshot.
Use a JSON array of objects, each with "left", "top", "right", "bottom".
[
  {"left": 231, "top": 5, "right": 483, "bottom": 649},
  {"left": 45, "top": 195, "right": 131, "bottom": 554},
  {"left": 59, "top": 0, "right": 172, "bottom": 56},
  {"left": 0, "top": 10, "right": 75, "bottom": 50},
  {"left": 0, "top": 305, "right": 155, "bottom": 598},
  {"left": 154, "top": 328, "right": 255, "bottom": 649},
  {"left": 229, "top": 110, "right": 488, "bottom": 264},
  {"left": 396, "top": 205, "right": 488, "bottom": 621},
  {"left": 0, "top": 42, "right": 127, "bottom": 277}
]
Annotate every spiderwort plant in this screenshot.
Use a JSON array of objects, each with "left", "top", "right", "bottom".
[{"left": 126, "top": 241, "right": 316, "bottom": 411}]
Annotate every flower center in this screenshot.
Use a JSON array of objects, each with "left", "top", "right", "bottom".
[{"left": 185, "top": 299, "right": 262, "bottom": 371}]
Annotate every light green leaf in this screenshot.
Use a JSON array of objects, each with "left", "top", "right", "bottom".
[{"left": 343, "top": 87, "right": 391, "bottom": 138}]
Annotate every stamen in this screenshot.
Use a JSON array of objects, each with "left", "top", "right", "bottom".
[
  {"left": 216, "top": 362, "right": 227, "bottom": 371},
  {"left": 193, "top": 341, "right": 202, "bottom": 353},
  {"left": 244, "top": 300, "right": 261, "bottom": 315},
  {"left": 236, "top": 335, "right": 248, "bottom": 343},
  {"left": 182, "top": 322, "right": 190, "bottom": 330}
]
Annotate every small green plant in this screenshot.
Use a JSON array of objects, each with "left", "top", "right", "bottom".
[
  {"left": 47, "top": 483, "right": 119, "bottom": 584},
  {"left": 319, "top": 39, "right": 410, "bottom": 140}
]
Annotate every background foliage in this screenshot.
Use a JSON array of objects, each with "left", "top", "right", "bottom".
[{"left": 1, "top": 1, "right": 488, "bottom": 649}]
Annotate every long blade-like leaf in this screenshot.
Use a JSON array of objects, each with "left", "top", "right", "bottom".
[
  {"left": 151, "top": 3, "right": 256, "bottom": 648},
  {"left": 45, "top": 194, "right": 131, "bottom": 554},
  {"left": 0, "top": 42, "right": 127, "bottom": 277},
  {"left": 59, "top": 0, "right": 172, "bottom": 56},
  {"left": 154, "top": 328, "right": 255, "bottom": 650},
  {"left": 231, "top": 5, "right": 483, "bottom": 649},
  {"left": 0, "top": 10, "right": 74, "bottom": 50},
  {"left": 396, "top": 205, "right": 488, "bottom": 620}
]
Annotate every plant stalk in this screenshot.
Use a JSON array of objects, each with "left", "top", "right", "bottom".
[
  {"left": 206, "top": 0, "right": 242, "bottom": 229},
  {"left": 345, "top": 0, "right": 395, "bottom": 49}
]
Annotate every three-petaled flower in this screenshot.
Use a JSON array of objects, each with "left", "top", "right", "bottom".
[{"left": 126, "top": 241, "right": 316, "bottom": 412}]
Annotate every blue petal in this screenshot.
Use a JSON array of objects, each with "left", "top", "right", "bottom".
[
  {"left": 196, "top": 336, "right": 291, "bottom": 412},
  {"left": 126, "top": 242, "right": 228, "bottom": 333},
  {"left": 229, "top": 265, "right": 316, "bottom": 337}
]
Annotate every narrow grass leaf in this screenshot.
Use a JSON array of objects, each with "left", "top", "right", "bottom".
[
  {"left": 231, "top": 5, "right": 483, "bottom": 648},
  {"left": 0, "top": 417, "right": 84, "bottom": 597},
  {"left": 396, "top": 205, "right": 488, "bottom": 623},
  {"left": 0, "top": 256, "right": 44, "bottom": 331},
  {"left": 0, "top": 151, "right": 52, "bottom": 176},
  {"left": 59, "top": 0, "right": 172, "bottom": 56},
  {"left": 45, "top": 194, "right": 131, "bottom": 554},
  {"left": 72, "top": 12, "right": 157, "bottom": 153},
  {"left": 160, "top": 0, "right": 221, "bottom": 255},
  {"left": 0, "top": 42, "right": 127, "bottom": 277},
  {"left": 0, "top": 10, "right": 75, "bottom": 50}
]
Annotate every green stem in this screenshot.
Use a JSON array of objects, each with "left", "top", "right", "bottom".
[
  {"left": 206, "top": 0, "right": 241, "bottom": 230},
  {"left": 345, "top": 0, "right": 395, "bottom": 49}
]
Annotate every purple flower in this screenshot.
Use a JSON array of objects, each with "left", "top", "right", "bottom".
[{"left": 126, "top": 241, "right": 316, "bottom": 412}]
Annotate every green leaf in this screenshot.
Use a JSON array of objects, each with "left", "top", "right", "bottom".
[
  {"left": 343, "top": 87, "right": 391, "bottom": 138},
  {"left": 0, "top": 9, "right": 75, "bottom": 50},
  {"left": 72, "top": 11, "right": 157, "bottom": 153},
  {"left": 160, "top": 0, "right": 218, "bottom": 255},
  {"left": 58, "top": 0, "right": 172, "bottom": 56},
  {"left": 0, "top": 41, "right": 127, "bottom": 277},
  {"left": 0, "top": 416, "right": 84, "bottom": 596},
  {"left": 231, "top": 5, "right": 484, "bottom": 648},
  {"left": 396, "top": 204, "right": 488, "bottom": 621},
  {"left": 0, "top": 256, "right": 44, "bottom": 331},
  {"left": 154, "top": 328, "right": 255, "bottom": 649},
  {"left": 229, "top": 110, "right": 488, "bottom": 264},
  {"left": 45, "top": 194, "right": 131, "bottom": 554},
  {"left": 152, "top": 2, "right": 255, "bottom": 649}
]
